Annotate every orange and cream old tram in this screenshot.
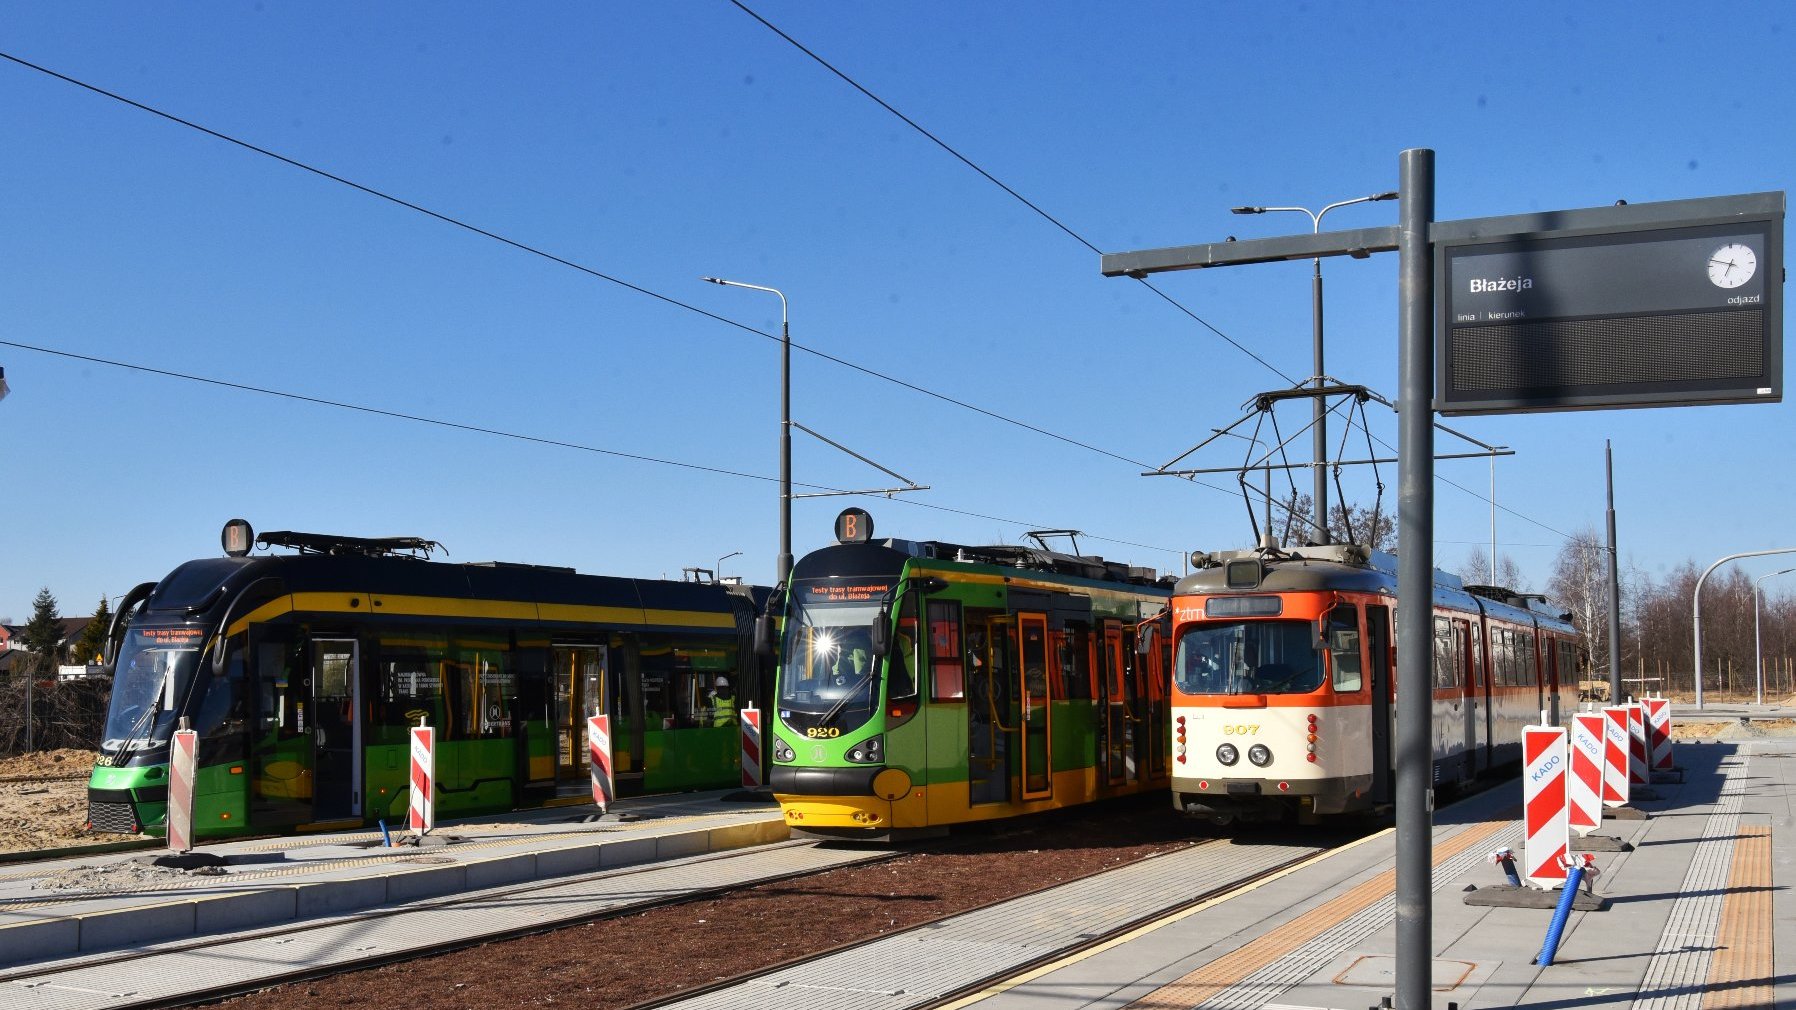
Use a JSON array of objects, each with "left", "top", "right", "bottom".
[{"left": 1157, "top": 544, "right": 1580, "bottom": 824}]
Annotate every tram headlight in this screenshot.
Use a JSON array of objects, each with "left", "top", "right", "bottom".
[
  {"left": 846, "top": 735, "right": 884, "bottom": 764},
  {"left": 1247, "top": 744, "right": 1273, "bottom": 768},
  {"left": 773, "top": 738, "right": 796, "bottom": 763},
  {"left": 1215, "top": 743, "right": 1239, "bottom": 766}
]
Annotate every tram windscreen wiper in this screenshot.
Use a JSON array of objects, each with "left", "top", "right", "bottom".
[{"left": 817, "top": 670, "right": 876, "bottom": 729}]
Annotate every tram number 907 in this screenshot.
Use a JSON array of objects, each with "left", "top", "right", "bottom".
[
  {"left": 805, "top": 727, "right": 842, "bottom": 738},
  {"left": 1221, "top": 724, "right": 1260, "bottom": 736}
]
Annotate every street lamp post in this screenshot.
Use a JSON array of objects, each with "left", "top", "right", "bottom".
[
  {"left": 701, "top": 277, "right": 793, "bottom": 584},
  {"left": 1754, "top": 567, "right": 1796, "bottom": 705},
  {"left": 1694, "top": 547, "right": 1796, "bottom": 708},
  {"left": 1233, "top": 192, "right": 1397, "bottom": 545},
  {"left": 717, "top": 550, "right": 743, "bottom": 582}
]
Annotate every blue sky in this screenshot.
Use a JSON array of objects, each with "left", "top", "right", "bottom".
[{"left": 1, "top": 3, "right": 1792, "bottom": 621}]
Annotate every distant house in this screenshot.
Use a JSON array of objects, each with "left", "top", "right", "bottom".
[{"left": 1, "top": 616, "right": 96, "bottom": 669}]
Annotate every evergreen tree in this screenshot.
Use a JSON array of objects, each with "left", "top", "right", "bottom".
[
  {"left": 21, "top": 587, "right": 62, "bottom": 678},
  {"left": 74, "top": 595, "right": 111, "bottom": 664}
]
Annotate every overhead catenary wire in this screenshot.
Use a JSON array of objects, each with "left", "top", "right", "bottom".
[
  {"left": 0, "top": 49, "right": 1183, "bottom": 483},
  {"left": 726, "top": 2, "right": 1586, "bottom": 548},
  {"left": 0, "top": 337, "right": 1182, "bottom": 557},
  {"left": 725, "top": 0, "right": 1297, "bottom": 386}
]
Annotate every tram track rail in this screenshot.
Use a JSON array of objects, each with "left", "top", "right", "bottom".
[
  {"left": 1, "top": 837, "right": 899, "bottom": 1010},
  {"left": 618, "top": 834, "right": 1341, "bottom": 1010}
]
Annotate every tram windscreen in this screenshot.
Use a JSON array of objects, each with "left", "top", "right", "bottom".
[
  {"left": 778, "top": 579, "right": 891, "bottom": 736},
  {"left": 100, "top": 626, "right": 205, "bottom": 754},
  {"left": 1174, "top": 620, "right": 1324, "bottom": 695}
]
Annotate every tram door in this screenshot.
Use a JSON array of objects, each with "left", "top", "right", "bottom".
[
  {"left": 1018, "top": 614, "right": 1053, "bottom": 800},
  {"left": 309, "top": 639, "right": 362, "bottom": 822},
  {"left": 1141, "top": 625, "right": 1170, "bottom": 779},
  {"left": 1367, "top": 606, "right": 1394, "bottom": 805},
  {"left": 1101, "top": 623, "right": 1131, "bottom": 784},
  {"left": 968, "top": 617, "right": 1013, "bottom": 805},
  {"left": 552, "top": 645, "right": 608, "bottom": 785}
]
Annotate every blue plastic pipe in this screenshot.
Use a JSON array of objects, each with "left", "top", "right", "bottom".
[
  {"left": 1533, "top": 863, "right": 1587, "bottom": 966},
  {"left": 379, "top": 818, "right": 393, "bottom": 848}
]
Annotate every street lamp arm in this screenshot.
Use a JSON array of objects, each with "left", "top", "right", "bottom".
[{"left": 1693, "top": 546, "right": 1796, "bottom": 708}]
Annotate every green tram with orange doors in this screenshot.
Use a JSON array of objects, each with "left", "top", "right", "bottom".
[
  {"left": 767, "top": 510, "right": 1176, "bottom": 837},
  {"left": 87, "top": 523, "right": 768, "bottom": 839}
]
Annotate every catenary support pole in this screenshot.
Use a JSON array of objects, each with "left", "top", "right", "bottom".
[{"left": 1395, "top": 147, "right": 1436, "bottom": 1010}]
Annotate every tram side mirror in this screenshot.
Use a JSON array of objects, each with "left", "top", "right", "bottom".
[
  {"left": 753, "top": 613, "right": 776, "bottom": 657},
  {"left": 1136, "top": 623, "right": 1159, "bottom": 657},
  {"left": 870, "top": 609, "right": 892, "bottom": 658}
]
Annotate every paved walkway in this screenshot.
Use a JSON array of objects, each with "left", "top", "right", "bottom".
[{"left": 958, "top": 737, "right": 1791, "bottom": 1009}]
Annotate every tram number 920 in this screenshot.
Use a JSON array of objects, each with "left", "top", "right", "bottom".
[
  {"left": 1221, "top": 724, "right": 1260, "bottom": 736},
  {"left": 805, "top": 727, "right": 842, "bottom": 739}
]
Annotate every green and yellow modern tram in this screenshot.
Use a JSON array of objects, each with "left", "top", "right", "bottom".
[
  {"left": 768, "top": 509, "right": 1176, "bottom": 837},
  {"left": 88, "top": 521, "right": 767, "bottom": 838}
]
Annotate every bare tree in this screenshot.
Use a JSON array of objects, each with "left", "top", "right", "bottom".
[{"left": 1547, "top": 528, "right": 1611, "bottom": 676}]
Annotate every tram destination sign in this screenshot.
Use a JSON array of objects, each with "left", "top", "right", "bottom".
[{"left": 1436, "top": 192, "right": 1783, "bottom": 415}]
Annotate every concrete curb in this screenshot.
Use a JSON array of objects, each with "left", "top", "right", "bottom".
[{"left": 0, "top": 813, "right": 788, "bottom": 968}]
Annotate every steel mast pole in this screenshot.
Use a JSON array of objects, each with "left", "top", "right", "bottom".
[
  {"left": 1394, "top": 147, "right": 1436, "bottom": 1010},
  {"left": 1606, "top": 441, "right": 1623, "bottom": 703}
]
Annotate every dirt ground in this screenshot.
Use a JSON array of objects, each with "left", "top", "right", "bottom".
[
  {"left": 0, "top": 749, "right": 102, "bottom": 853},
  {"left": 216, "top": 796, "right": 1308, "bottom": 1010}
]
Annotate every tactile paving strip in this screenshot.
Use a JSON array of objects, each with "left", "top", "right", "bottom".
[
  {"left": 662, "top": 838, "right": 1322, "bottom": 1010},
  {"left": 1631, "top": 752, "right": 1746, "bottom": 1010},
  {"left": 1701, "top": 825, "right": 1771, "bottom": 1009},
  {"left": 1125, "top": 814, "right": 1518, "bottom": 1009}
]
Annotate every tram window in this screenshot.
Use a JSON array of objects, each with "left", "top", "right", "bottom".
[
  {"left": 255, "top": 639, "right": 304, "bottom": 742},
  {"left": 889, "top": 613, "right": 920, "bottom": 701},
  {"left": 639, "top": 635, "right": 674, "bottom": 728},
  {"left": 1520, "top": 631, "right": 1538, "bottom": 686},
  {"left": 927, "top": 601, "right": 964, "bottom": 701},
  {"left": 1326, "top": 605, "right": 1362, "bottom": 693},
  {"left": 1060, "top": 621, "right": 1091, "bottom": 700},
  {"left": 192, "top": 635, "right": 248, "bottom": 759},
  {"left": 675, "top": 634, "right": 739, "bottom": 726},
  {"left": 451, "top": 633, "right": 512, "bottom": 739},
  {"left": 377, "top": 633, "right": 446, "bottom": 743},
  {"left": 1432, "top": 618, "right": 1453, "bottom": 689}
]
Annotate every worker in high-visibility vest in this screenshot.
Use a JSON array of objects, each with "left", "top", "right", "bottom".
[{"left": 710, "top": 675, "right": 737, "bottom": 727}]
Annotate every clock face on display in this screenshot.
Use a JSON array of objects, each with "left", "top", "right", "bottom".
[{"left": 1707, "top": 243, "right": 1757, "bottom": 289}]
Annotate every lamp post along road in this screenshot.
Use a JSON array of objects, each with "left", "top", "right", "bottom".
[
  {"left": 702, "top": 277, "right": 793, "bottom": 584},
  {"left": 1693, "top": 548, "right": 1796, "bottom": 708},
  {"left": 1754, "top": 567, "right": 1796, "bottom": 705},
  {"left": 1232, "top": 191, "right": 1396, "bottom": 544}
]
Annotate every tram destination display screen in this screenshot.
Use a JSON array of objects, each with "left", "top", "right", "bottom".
[{"left": 1436, "top": 216, "right": 1783, "bottom": 415}]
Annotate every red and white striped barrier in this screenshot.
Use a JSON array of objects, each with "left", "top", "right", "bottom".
[
  {"left": 740, "top": 706, "right": 763, "bottom": 789},
  {"left": 408, "top": 724, "right": 435, "bottom": 836},
  {"left": 1644, "top": 696, "right": 1674, "bottom": 772},
  {"left": 168, "top": 727, "right": 198, "bottom": 853},
  {"left": 588, "top": 713, "right": 615, "bottom": 815},
  {"left": 1626, "top": 702, "right": 1649, "bottom": 787},
  {"left": 1601, "top": 706, "right": 1631, "bottom": 808},
  {"left": 1568, "top": 712, "right": 1605, "bottom": 837},
  {"left": 1523, "top": 724, "right": 1570, "bottom": 888}
]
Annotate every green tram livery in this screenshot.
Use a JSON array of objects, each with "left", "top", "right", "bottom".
[
  {"left": 769, "top": 510, "right": 1176, "bottom": 837},
  {"left": 88, "top": 525, "right": 768, "bottom": 838}
]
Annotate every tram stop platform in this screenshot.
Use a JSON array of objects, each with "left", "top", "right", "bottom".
[
  {"left": 961, "top": 733, "right": 1794, "bottom": 1010},
  {"left": 0, "top": 788, "right": 783, "bottom": 968}
]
